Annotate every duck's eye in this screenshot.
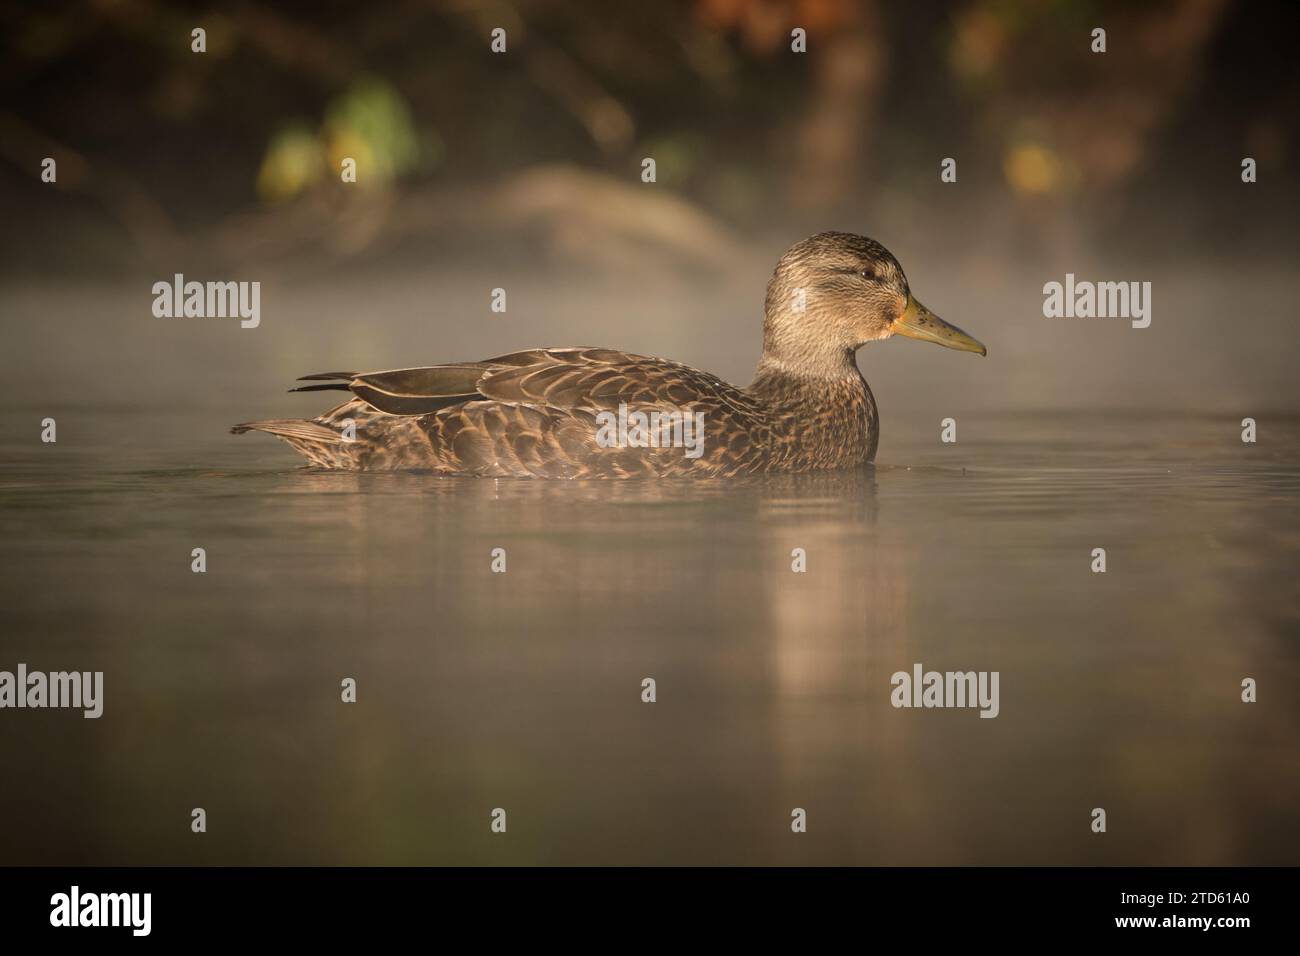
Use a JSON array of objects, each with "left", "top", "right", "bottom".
[{"left": 859, "top": 267, "right": 877, "bottom": 281}]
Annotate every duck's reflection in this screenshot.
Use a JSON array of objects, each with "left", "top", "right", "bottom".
[{"left": 272, "top": 463, "right": 882, "bottom": 524}]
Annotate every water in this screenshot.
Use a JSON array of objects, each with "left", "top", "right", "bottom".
[{"left": 1, "top": 408, "right": 1297, "bottom": 865}]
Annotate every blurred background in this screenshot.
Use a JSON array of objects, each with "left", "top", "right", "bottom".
[
  {"left": 0, "top": 1, "right": 1297, "bottom": 866},
  {"left": 2, "top": 0, "right": 1298, "bottom": 417}
]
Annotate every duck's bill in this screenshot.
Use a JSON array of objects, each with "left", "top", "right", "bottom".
[{"left": 894, "top": 297, "right": 987, "bottom": 356}]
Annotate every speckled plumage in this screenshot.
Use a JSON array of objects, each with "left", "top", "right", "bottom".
[{"left": 233, "top": 233, "right": 984, "bottom": 476}]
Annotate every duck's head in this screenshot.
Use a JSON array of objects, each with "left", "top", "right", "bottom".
[{"left": 762, "top": 231, "right": 986, "bottom": 372}]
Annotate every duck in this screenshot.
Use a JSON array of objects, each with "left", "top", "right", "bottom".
[{"left": 232, "top": 232, "right": 986, "bottom": 476}]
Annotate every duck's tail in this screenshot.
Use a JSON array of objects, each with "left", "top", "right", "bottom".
[
  {"left": 230, "top": 418, "right": 359, "bottom": 468},
  {"left": 229, "top": 419, "right": 343, "bottom": 440}
]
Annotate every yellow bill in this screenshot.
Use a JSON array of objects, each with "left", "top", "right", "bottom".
[{"left": 894, "top": 296, "right": 986, "bottom": 356}]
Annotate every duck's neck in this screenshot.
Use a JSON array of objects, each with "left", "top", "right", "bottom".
[
  {"left": 749, "top": 349, "right": 856, "bottom": 385},
  {"left": 747, "top": 351, "right": 879, "bottom": 468}
]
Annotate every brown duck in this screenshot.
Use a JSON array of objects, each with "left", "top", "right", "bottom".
[{"left": 233, "top": 232, "right": 986, "bottom": 476}]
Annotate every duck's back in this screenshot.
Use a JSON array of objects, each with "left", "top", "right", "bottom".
[{"left": 236, "top": 347, "right": 775, "bottom": 477}]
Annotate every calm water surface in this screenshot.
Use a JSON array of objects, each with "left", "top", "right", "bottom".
[{"left": 1, "top": 408, "right": 1297, "bottom": 864}]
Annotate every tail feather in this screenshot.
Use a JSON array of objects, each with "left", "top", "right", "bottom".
[
  {"left": 296, "top": 371, "right": 358, "bottom": 381},
  {"left": 230, "top": 419, "right": 346, "bottom": 443},
  {"left": 288, "top": 383, "right": 352, "bottom": 393}
]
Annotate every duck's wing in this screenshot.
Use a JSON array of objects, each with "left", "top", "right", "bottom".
[
  {"left": 444, "top": 349, "right": 764, "bottom": 477},
  {"left": 296, "top": 347, "right": 745, "bottom": 416},
  {"left": 270, "top": 348, "right": 767, "bottom": 475},
  {"left": 293, "top": 363, "right": 491, "bottom": 415}
]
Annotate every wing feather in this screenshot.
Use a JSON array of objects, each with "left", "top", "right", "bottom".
[{"left": 296, "top": 347, "right": 753, "bottom": 421}]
